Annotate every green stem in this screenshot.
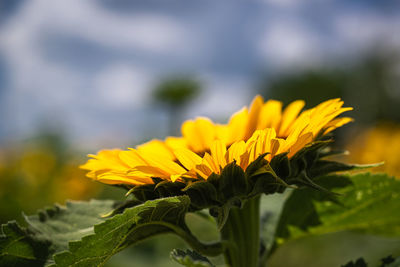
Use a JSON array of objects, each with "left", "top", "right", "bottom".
[{"left": 221, "top": 195, "right": 261, "bottom": 267}]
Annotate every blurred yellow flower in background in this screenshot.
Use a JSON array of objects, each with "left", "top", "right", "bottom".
[
  {"left": 347, "top": 123, "right": 400, "bottom": 178},
  {"left": 81, "top": 96, "right": 353, "bottom": 186},
  {"left": 0, "top": 142, "right": 101, "bottom": 223}
]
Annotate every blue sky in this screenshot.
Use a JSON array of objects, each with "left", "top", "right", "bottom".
[{"left": 0, "top": 0, "right": 399, "bottom": 150}]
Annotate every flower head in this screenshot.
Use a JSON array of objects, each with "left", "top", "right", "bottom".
[
  {"left": 82, "top": 96, "right": 351, "bottom": 182},
  {"left": 81, "top": 96, "right": 354, "bottom": 208}
]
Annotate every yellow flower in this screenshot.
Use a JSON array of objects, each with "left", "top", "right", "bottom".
[
  {"left": 80, "top": 96, "right": 352, "bottom": 186},
  {"left": 347, "top": 124, "right": 400, "bottom": 178}
]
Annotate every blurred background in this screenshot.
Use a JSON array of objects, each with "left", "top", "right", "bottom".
[{"left": 1, "top": 0, "right": 400, "bottom": 266}]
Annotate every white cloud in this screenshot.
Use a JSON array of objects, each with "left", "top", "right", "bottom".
[
  {"left": 1, "top": 0, "right": 187, "bottom": 54},
  {"left": 258, "top": 0, "right": 333, "bottom": 9},
  {"left": 334, "top": 12, "right": 400, "bottom": 51},
  {"left": 258, "top": 19, "right": 322, "bottom": 67},
  {"left": 0, "top": 0, "right": 187, "bottom": 140},
  {"left": 258, "top": 0, "right": 303, "bottom": 8},
  {"left": 186, "top": 74, "right": 254, "bottom": 122},
  {"left": 94, "top": 63, "right": 153, "bottom": 108}
]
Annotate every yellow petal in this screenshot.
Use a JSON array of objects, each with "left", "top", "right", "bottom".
[
  {"left": 247, "top": 140, "right": 258, "bottom": 163},
  {"left": 133, "top": 165, "right": 172, "bottom": 180},
  {"left": 203, "top": 152, "right": 220, "bottom": 174},
  {"left": 245, "top": 128, "right": 276, "bottom": 162},
  {"left": 227, "top": 107, "right": 248, "bottom": 144},
  {"left": 137, "top": 139, "right": 175, "bottom": 161},
  {"left": 260, "top": 128, "right": 277, "bottom": 160},
  {"left": 165, "top": 136, "right": 187, "bottom": 150},
  {"left": 97, "top": 171, "right": 152, "bottom": 185},
  {"left": 285, "top": 114, "right": 311, "bottom": 148},
  {"left": 271, "top": 138, "right": 285, "bottom": 157},
  {"left": 323, "top": 117, "right": 354, "bottom": 135},
  {"left": 195, "top": 163, "right": 213, "bottom": 179},
  {"left": 215, "top": 124, "right": 230, "bottom": 145},
  {"left": 139, "top": 150, "right": 187, "bottom": 177},
  {"left": 278, "top": 100, "right": 305, "bottom": 137},
  {"left": 181, "top": 117, "right": 216, "bottom": 152},
  {"left": 288, "top": 132, "right": 313, "bottom": 157},
  {"left": 239, "top": 151, "right": 250, "bottom": 170},
  {"left": 133, "top": 166, "right": 186, "bottom": 182},
  {"left": 210, "top": 140, "right": 227, "bottom": 169},
  {"left": 309, "top": 107, "right": 353, "bottom": 136},
  {"left": 246, "top": 129, "right": 263, "bottom": 147},
  {"left": 244, "top": 95, "right": 264, "bottom": 139},
  {"left": 119, "top": 149, "right": 148, "bottom": 167},
  {"left": 226, "top": 140, "right": 246, "bottom": 164},
  {"left": 174, "top": 148, "right": 203, "bottom": 170},
  {"left": 257, "top": 100, "right": 282, "bottom": 130},
  {"left": 80, "top": 149, "right": 132, "bottom": 180}
]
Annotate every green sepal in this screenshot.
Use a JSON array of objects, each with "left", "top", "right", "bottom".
[
  {"left": 248, "top": 163, "right": 292, "bottom": 197},
  {"left": 245, "top": 153, "right": 269, "bottom": 177},
  {"left": 182, "top": 181, "right": 220, "bottom": 210},
  {"left": 202, "top": 163, "right": 248, "bottom": 229},
  {"left": 308, "top": 160, "right": 357, "bottom": 177},
  {"left": 154, "top": 181, "right": 186, "bottom": 198},
  {"left": 319, "top": 148, "right": 349, "bottom": 158},
  {"left": 270, "top": 152, "right": 291, "bottom": 180},
  {"left": 209, "top": 198, "right": 242, "bottom": 230},
  {"left": 130, "top": 184, "right": 158, "bottom": 201},
  {"left": 170, "top": 249, "right": 215, "bottom": 267},
  {"left": 218, "top": 162, "right": 248, "bottom": 201},
  {"left": 293, "top": 140, "right": 332, "bottom": 160},
  {"left": 288, "top": 140, "right": 332, "bottom": 179}
]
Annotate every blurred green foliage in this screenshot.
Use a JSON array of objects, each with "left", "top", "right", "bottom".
[
  {"left": 260, "top": 52, "right": 400, "bottom": 124},
  {"left": 153, "top": 77, "right": 201, "bottom": 135},
  {"left": 153, "top": 78, "right": 200, "bottom": 107}
]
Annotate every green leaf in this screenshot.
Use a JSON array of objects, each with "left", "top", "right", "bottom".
[
  {"left": 381, "top": 255, "right": 400, "bottom": 267},
  {"left": 170, "top": 249, "right": 215, "bottom": 267},
  {"left": 53, "top": 196, "right": 223, "bottom": 266},
  {"left": 101, "top": 199, "right": 143, "bottom": 218},
  {"left": 0, "top": 199, "right": 115, "bottom": 267},
  {"left": 259, "top": 191, "right": 292, "bottom": 262},
  {"left": 306, "top": 173, "right": 400, "bottom": 237},
  {"left": 276, "top": 172, "right": 400, "bottom": 243},
  {"left": 341, "top": 257, "right": 368, "bottom": 267},
  {"left": 274, "top": 175, "right": 351, "bottom": 240},
  {"left": 341, "top": 255, "right": 400, "bottom": 267},
  {"left": 26, "top": 200, "right": 115, "bottom": 254},
  {"left": 0, "top": 222, "right": 49, "bottom": 267}
]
